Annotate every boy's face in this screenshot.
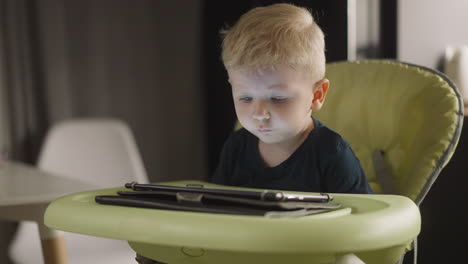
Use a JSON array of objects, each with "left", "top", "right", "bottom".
[{"left": 228, "top": 66, "right": 328, "bottom": 145}]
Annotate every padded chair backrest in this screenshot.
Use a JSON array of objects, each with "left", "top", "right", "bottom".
[
  {"left": 38, "top": 118, "right": 148, "bottom": 187},
  {"left": 314, "top": 60, "right": 463, "bottom": 204}
]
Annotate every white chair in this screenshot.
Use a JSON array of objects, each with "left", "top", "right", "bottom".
[{"left": 9, "top": 118, "right": 148, "bottom": 264}]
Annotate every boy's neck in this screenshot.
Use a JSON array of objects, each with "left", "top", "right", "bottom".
[{"left": 258, "top": 119, "right": 314, "bottom": 168}]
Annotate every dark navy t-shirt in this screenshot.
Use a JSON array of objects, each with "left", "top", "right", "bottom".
[{"left": 211, "top": 118, "right": 372, "bottom": 194}]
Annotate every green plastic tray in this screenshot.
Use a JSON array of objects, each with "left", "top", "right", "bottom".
[{"left": 44, "top": 181, "right": 420, "bottom": 264}]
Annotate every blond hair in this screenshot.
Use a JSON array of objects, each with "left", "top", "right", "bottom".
[{"left": 221, "top": 3, "right": 326, "bottom": 80}]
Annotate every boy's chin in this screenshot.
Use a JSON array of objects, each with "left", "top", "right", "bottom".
[
  {"left": 246, "top": 129, "right": 285, "bottom": 144},
  {"left": 255, "top": 134, "right": 283, "bottom": 145}
]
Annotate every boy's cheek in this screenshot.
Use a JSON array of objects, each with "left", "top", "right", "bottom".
[
  {"left": 234, "top": 107, "right": 250, "bottom": 127},
  {"left": 234, "top": 103, "right": 250, "bottom": 118}
]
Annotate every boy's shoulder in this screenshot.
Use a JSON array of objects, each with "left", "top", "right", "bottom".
[{"left": 311, "top": 119, "right": 350, "bottom": 155}]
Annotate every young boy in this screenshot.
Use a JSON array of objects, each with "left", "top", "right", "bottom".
[
  {"left": 211, "top": 3, "right": 372, "bottom": 195},
  {"left": 136, "top": 4, "right": 371, "bottom": 264}
]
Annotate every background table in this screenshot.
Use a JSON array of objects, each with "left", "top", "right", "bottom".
[
  {"left": 0, "top": 161, "right": 98, "bottom": 264},
  {"left": 45, "top": 181, "right": 421, "bottom": 264}
]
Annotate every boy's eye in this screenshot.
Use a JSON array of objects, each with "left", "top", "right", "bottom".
[
  {"left": 271, "top": 97, "right": 288, "bottom": 103},
  {"left": 239, "top": 97, "right": 252, "bottom": 102}
]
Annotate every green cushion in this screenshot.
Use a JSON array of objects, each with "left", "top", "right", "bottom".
[{"left": 315, "top": 60, "right": 462, "bottom": 202}]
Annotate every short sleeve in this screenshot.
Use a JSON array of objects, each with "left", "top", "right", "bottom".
[{"left": 324, "top": 146, "right": 373, "bottom": 194}]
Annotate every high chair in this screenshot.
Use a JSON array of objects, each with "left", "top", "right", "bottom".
[
  {"left": 314, "top": 60, "right": 463, "bottom": 263},
  {"left": 44, "top": 60, "right": 462, "bottom": 264},
  {"left": 316, "top": 60, "right": 462, "bottom": 204}
]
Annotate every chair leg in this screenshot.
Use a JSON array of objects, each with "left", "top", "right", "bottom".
[
  {"left": 40, "top": 236, "right": 67, "bottom": 264},
  {"left": 38, "top": 223, "right": 67, "bottom": 264}
]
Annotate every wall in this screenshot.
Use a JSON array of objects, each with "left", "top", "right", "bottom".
[
  {"left": 398, "top": 0, "right": 468, "bottom": 69},
  {"left": 36, "top": 0, "right": 206, "bottom": 182},
  {"left": 355, "top": 0, "right": 380, "bottom": 59},
  {"left": 0, "top": 29, "right": 10, "bottom": 155}
]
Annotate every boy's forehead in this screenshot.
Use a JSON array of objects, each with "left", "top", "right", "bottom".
[{"left": 228, "top": 66, "right": 316, "bottom": 86}]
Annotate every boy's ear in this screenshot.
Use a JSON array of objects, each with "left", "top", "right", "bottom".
[{"left": 311, "top": 78, "right": 330, "bottom": 112}]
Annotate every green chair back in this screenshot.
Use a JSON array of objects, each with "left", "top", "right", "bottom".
[{"left": 315, "top": 60, "right": 463, "bottom": 204}]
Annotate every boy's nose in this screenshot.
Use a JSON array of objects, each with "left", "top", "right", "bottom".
[{"left": 252, "top": 102, "right": 270, "bottom": 121}]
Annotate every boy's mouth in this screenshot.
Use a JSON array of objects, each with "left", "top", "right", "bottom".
[{"left": 258, "top": 128, "right": 272, "bottom": 133}]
